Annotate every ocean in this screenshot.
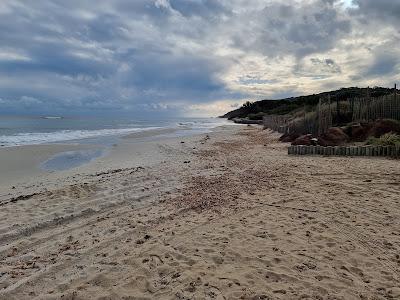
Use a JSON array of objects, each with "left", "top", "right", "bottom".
[
  {"left": 0, "top": 115, "right": 234, "bottom": 171},
  {"left": 0, "top": 115, "right": 232, "bottom": 148}
]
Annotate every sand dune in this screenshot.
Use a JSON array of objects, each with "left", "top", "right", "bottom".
[{"left": 0, "top": 126, "right": 399, "bottom": 299}]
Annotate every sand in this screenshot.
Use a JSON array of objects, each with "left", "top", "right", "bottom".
[
  {"left": 0, "top": 144, "right": 99, "bottom": 189},
  {"left": 0, "top": 125, "right": 399, "bottom": 299}
]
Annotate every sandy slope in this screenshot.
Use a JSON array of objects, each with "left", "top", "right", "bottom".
[{"left": 0, "top": 126, "right": 399, "bottom": 300}]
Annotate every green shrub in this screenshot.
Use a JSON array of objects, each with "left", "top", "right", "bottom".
[
  {"left": 366, "top": 132, "right": 400, "bottom": 146},
  {"left": 267, "top": 103, "right": 300, "bottom": 115},
  {"left": 247, "top": 112, "right": 265, "bottom": 120}
]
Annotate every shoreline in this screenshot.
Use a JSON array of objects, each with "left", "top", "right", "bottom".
[
  {"left": 0, "top": 125, "right": 399, "bottom": 299},
  {"left": 0, "top": 121, "right": 234, "bottom": 178},
  {"left": 0, "top": 125, "right": 240, "bottom": 200},
  {"left": 0, "top": 116, "right": 233, "bottom": 149}
]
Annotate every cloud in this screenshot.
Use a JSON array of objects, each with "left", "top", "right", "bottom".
[
  {"left": 365, "top": 56, "right": 397, "bottom": 78},
  {"left": 0, "top": 0, "right": 398, "bottom": 116},
  {"left": 0, "top": 50, "right": 31, "bottom": 62},
  {"left": 362, "top": 43, "right": 400, "bottom": 78},
  {"left": 294, "top": 57, "right": 342, "bottom": 79},
  {"left": 351, "top": 0, "right": 400, "bottom": 26},
  {"left": 185, "top": 99, "right": 247, "bottom": 117},
  {"left": 230, "top": 0, "right": 351, "bottom": 58}
]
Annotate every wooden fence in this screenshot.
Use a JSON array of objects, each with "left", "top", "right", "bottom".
[
  {"left": 263, "top": 111, "right": 319, "bottom": 134},
  {"left": 288, "top": 145, "right": 400, "bottom": 158},
  {"left": 263, "top": 85, "right": 399, "bottom": 135},
  {"left": 263, "top": 115, "right": 290, "bottom": 133},
  {"left": 350, "top": 93, "right": 400, "bottom": 122}
]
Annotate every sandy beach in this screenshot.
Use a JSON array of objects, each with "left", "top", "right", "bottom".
[{"left": 0, "top": 125, "right": 399, "bottom": 299}]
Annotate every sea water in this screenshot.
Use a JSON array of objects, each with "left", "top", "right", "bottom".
[
  {"left": 0, "top": 115, "right": 233, "bottom": 171},
  {"left": 0, "top": 115, "right": 231, "bottom": 147}
]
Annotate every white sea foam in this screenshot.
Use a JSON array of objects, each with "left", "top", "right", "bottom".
[
  {"left": 0, "top": 118, "right": 234, "bottom": 147},
  {"left": 0, "top": 127, "right": 162, "bottom": 147},
  {"left": 177, "top": 118, "right": 233, "bottom": 129}
]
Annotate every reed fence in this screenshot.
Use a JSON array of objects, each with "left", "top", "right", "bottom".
[{"left": 263, "top": 85, "right": 399, "bottom": 135}]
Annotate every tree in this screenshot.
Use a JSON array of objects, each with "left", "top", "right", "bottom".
[{"left": 242, "top": 101, "right": 253, "bottom": 109}]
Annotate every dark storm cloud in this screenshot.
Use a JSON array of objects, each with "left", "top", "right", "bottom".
[
  {"left": 0, "top": 0, "right": 398, "bottom": 115},
  {"left": 168, "top": 0, "right": 229, "bottom": 18},
  {"left": 351, "top": 0, "right": 400, "bottom": 25},
  {"left": 232, "top": 0, "right": 351, "bottom": 58},
  {"left": 363, "top": 48, "right": 399, "bottom": 78},
  {"left": 127, "top": 53, "right": 222, "bottom": 93},
  {"left": 115, "top": 48, "right": 229, "bottom": 102},
  {"left": 0, "top": 0, "right": 234, "bottom": 114},
  {"left": 348, "top": 1, "right": 400, "bottom": 82}
]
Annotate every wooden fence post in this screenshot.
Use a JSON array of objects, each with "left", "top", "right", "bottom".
[
  {"left": 318, "top": 98, "right": 321, "bottom": 135},
  {"left": 350, "top": 97, "right": 354, "bottom": 121},
  {"left": 336, "top": 95, "right": 340, "bottom": 124},
  {"left": 328, "top": 95, "right": 332, "bottom": 131},
  {"left": 303, "top": 103, "right": 307, "bottom": 134},
  {"left": 367, "top": 86, "right": 370, "bottom": 122},
  {"left": 395, "top": 83, "right": 398, "bottom": 120}
]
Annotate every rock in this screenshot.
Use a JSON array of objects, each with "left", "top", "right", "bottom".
[
  {"left": 370, "top": 119, "right": 400, "bottom": 137},
  {"left": 318, "top": 127, "right": 349, "bottom": 146},
  {"left": 292, "top": 134, "right": 314, "bottom": 146},
  {"left": 280, "top": 132, "right": 300, "bottom": 143},
  {"left": 348, "top": 123, "right": 371, "bottom": 141}
]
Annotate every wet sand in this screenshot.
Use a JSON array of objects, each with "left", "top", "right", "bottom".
[
  {"left": 0, "top": 125, "right": 399, "bottom": 299},
  {"left": 0, "top": 144, "right": 98, "bottom": 189}
]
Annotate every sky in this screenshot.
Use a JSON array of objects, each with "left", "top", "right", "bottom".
[{"left": 0, "top": 0, "right": 399, "bottom": 117}]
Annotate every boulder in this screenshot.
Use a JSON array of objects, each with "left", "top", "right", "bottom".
[
  {"left": 349, "top": 123, "right": 372, "bottom": 142},
  {"left": 318, "top": 127, "right": 349, "bottom": 146},
  {"left": 279, "top": 132, "right": 300, "bottom": 143},
  {"left": 370, "top": 119, "right": 400, "bottom": 138},
  {"left": 292, "top": 134, "right": 314, "bottom": 146}
]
